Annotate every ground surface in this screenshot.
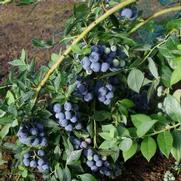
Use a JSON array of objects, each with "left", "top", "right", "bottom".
[{"left": 0, "top": 1, "right": 181, "bottom": 181}]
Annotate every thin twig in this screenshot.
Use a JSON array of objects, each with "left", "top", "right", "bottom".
[{"left": 129, "top": 6, "right": 181, "bottom": 34}]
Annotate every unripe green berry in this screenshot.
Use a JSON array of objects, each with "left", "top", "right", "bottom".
[
  {"left": 104, "top": 47, "right": 111, "bottom": 54},
  {"left": 120, "top": 60, "right": 126, "bottom": 67},
  {"left": 111, "top": 45, "right": 117, "bottom": 52},
  {"left": 113, "top": 59, "right": 120, "bottom": 67},
  {"left": 157, "top": 103, "right": 163, "bottom": 109}
]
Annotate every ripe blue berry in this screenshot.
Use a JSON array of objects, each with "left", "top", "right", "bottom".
[
  {"left": 106, "top": 84, "right": 113, "bottom": 91},
  {"left": 30, "top": 160, "right": 37, "bottom": 168},
  {"left": 98, "top": 95, "right": 106, "bottom": 102},
  {"left": 24, "top": 153, "right": 30, "bottom": 159},
  {"left": 81, "top": 57, "right": 91, "bottom": 69},
  {"left": 98, "top": 87, "right": 107, "bottom": 96},
  {"left": 80, "top": 141, "right": 87, "bottom": 149},
  {"left": 87, "top": 149, "right": 93, "bottom": 156},
  {"left": 77, "top": 84, "right": 87, "bottom": 95},
  {"left": 65, "top": 124, "right": 73, "bottom": 132},
  {"left": 53, "top": 103, "right": 61, "bottom": 113},
  {"left": 86, "top": 160, "right": 94, "bottom": 167},
  {"left": 90, "top": 62, "right": 101, "bottom": 72},
  {"left": 59, "top": 119, "right": 68, "bottom": 127},
  {"left": 101, "top": 63, "right": 110, "bottom": 72},
  {"left": 75, "top": 123, "right": 82, "bottom": 130},
  {"left": 23, "top": 158, "right": 30, "bottom": 167},
  {"left": 32, "top": 138, "right": 40, "bottom": 146},
  {"left": 89, "top": 52, "right": 100, "bottom": 62},
  {"left": 96, "top": 160, "right": 103, "bottom": 167},
  {"left": 93, "top": 154, "right": 100, "bottom": 162},
  {"left": 91, "top": 165, "right": 98, "bottom": 171},
  {"left": 42, "top": 164, "right": 49, "bottom": 171},
  {"left": 104, "top": 99, "right": 111, "bottom": 105},
  {"left": 70, "top": 116, "right": 77, "bottom": 123},
  {"left": 84, "top": 93, "right": 93, "bottom": 102},
  {"left": 65, "top": 111, "right": 72, "bottom": 120},
  {"left": 40, "top": 138, "right": 47, "bottom": 146},
  {"left": 120, "top": 8, "right": 133, "bottom": 19},
  {"left": 64, "top": 102, "right": 72, "bottom": 111},
  {"left": 38, "top": 150, "right": 45, "bottom": 156},
  {"left": 30, "top": 128, "right": 38, "bottom": 136},
  {"left": 57, "top": 112, "right": 65, "bottom": 120},
  {"left": 106, "top": 92, "right": 114, "bottom": 99},
  {"left": 38, "top": 159, "right": 44, "bottom": 166}
]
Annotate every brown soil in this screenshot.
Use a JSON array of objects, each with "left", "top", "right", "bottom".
[
  {"left": 0, "top": 1, "right": 181, "bottom": 181},
  {"left": 0, "top": 0, "right": 73, "bottom": 82},
  {"left": 117, "top": 154, "right": 181, "bottom": 181}
]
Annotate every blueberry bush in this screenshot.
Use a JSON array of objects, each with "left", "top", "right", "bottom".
[{"left": 0, "top": 0, "right": 181, "bottom": 180}]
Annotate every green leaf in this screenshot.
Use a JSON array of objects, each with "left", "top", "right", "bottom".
[
  {"left": 163, "top": 95, "right": 181, "bottom": 122},
  {"left": 123, "top": 142, "right": 137, "bottom": 161},
  {"left": 157, "top": 131, "right": 173, "bottom": 158},
  {"left": 66, "top": 150, "right": 82, "bottom": 165},
  {"left": 78, "top": 174, "right": 97, "bottom": 181},
  {"left": 0, "top": 124, "right": 11, "bottom": 139},
  {"left": 71, "top": 44, "right": 82, "bottom": 54},
  {"left": 171, "top": 130, "right": 181, "bottom": 163},
  {"left": 0, "top": 110, "right": 6, "bottom": 118},
  {"left": 131, "top": 114, "right": 157, "bottom": 137},
  {"left": 9, "top": 58, "right": 27, "bottom": 72},
  {"left": 32, "top": 38, "right": 53, "bottom": 48},
  {"left": 171, "top": 66, "right": 181, "bottom": 86},
  {"left": 173, "top": 89, "right": 181, "bottom": 103},
  {"left": 6, "top": 91, "right": 15, "bottom": 105},
  {"left": 55, "top": 164, "right": 63, "bottom": 180},
  {"left": 127, "top": 69, "right": 144, "bottom": 93},
  {"left": 21, "top": 169, "right": 28, "bottom": 178},
  {"left": 119, "top": 137, "right": 133, "bottom": 152},
  {"left": 93, "top": 111, "right": 111, "bottom": 122},
  {"left": 148, "top": 58, "right": 159, "bottom": 79},
  {"left": 141, "top": 137, "right": 157, "bottom": 162},
  {"left": 99, "top": 140, "right": 117, "bottom": 150}
]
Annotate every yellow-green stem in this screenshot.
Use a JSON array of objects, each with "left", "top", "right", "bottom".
[
  {"left": 32, "top": 0, "right": 136, "bottom": 105},
  {"left": 129, "top": 5, "right": 181, "bottom": 34},
  {"left": 145, "top": 122, "right": 181, "bottom": 137}
]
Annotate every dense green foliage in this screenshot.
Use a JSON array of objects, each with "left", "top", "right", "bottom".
[{"left": 0, "top": 0, "right": 181, "bottom": 180}]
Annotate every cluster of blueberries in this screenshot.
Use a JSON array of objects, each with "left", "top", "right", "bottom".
[
  {"left": 80, "top": 45, "right": 124, "bottom": 74},
  {"left": 75, "top": 79, "right": 94, "bottom": 102},
  {"left": 97, "top": 83, "right": 114, "bottom": 105},
  {"left": 70, "top": 136, "right": 112, "bottom": 176},
  {"left": 53, "top": 102, "right": 82, "bottom": 132},
  {"left": 84, "top": 148, "right": 112, "bottom": 176},
  {"left": 75, "top": 78, "right": 115, "bottom": 105},
  {"left": 17, "top": 123, "right": 47, "bottom": 147},
  {"left": 23, "top": 150, "right": 49, "bottom": 172},
  {"left": 70, "top": 136, "right": 92, "bottom": 150}
]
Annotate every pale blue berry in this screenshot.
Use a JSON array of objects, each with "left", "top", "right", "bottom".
[
  {"left": 90, "top": 62, "right": 101, "bottom": 72},
  {"left": 70, "top": 116, "right": 77, "bottom": 123},
  {"left": 64, "top": 102, "right": 72, "bottom": 111},
  {"left": 101, "top": 62, "right": 110, "bottom": 72},
  {"left": 53, "top": 103, "right": 61, "bottom": 113},
  {"left": 89, "top": 52, "right": 100, "bottom": 62},
  {"left": 30, "top": 160, "right": 37, "bottom": 168}
]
